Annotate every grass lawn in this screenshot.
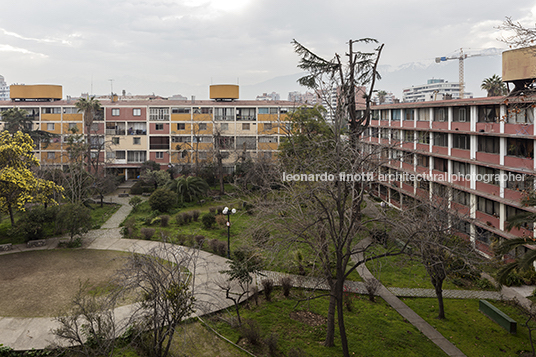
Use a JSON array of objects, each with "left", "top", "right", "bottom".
[
  {"left": 0, "top": 249, "right": 130, "bottom": 317},
  {"left": 210, "top": 288, "right": 447, "bottom": 357},
  {"left": 404, "top": 298, "right": 532, "bottom": 357}
]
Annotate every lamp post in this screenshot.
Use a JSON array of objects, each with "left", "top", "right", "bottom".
[{"left": 222, "top": 207, "right": 236, "bottom": 259}]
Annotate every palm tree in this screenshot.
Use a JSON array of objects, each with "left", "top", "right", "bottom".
[
  {"left": 481, "top": 75, "right": 508, "bottom": 97},
  {"left": 166, "top": 176, "right": 209, "bottom": 203},
  {"left": 495, "top": 192, "right": 536, "bottom": 284},
  {"left": 376, "top": 90, "right": 388, "bottom": 104},
  {"left": 75, "top": 96, "right": 101, "bottom": 173}
]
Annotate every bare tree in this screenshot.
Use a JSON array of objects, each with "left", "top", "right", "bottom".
[
  {"left": 498, "top": 16, "right": 536, "bottom": 49},
  {"left": 115, "top": 244, "right": 196, "bottom": 357}
]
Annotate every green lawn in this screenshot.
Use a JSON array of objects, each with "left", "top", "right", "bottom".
[
  {"left": 404, "top": 298, "right": 532, "bottom": 357},
  {"left": 210, "top": 289, "right": 447, "bottom": 357}
]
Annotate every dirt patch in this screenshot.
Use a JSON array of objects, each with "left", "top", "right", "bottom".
[
  {"left": 0, "top": 249, "right": 130, "bottom": 317},
  {"left": 289, "top": 310, "right": 326, "bottom": 327}
]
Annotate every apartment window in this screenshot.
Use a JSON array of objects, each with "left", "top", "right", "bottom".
[
  {"left": 478, "top": 136, "right": 499, "bottom": 154},
  {"left": 127, "top": 151, "right": 146, "bottom": 163},
  {"left": 133, "top": 137, "right": 141, "bottom": 145},
  {"left": 478, "top": 105, "right": 500, "bottom": 123},
  {"left": 506, "top": 206, "right": 534, "bottom": 231},
  {"left": 264, "top": 123, "right": 272, "bottom": 131},
  {"left": 507, "top": 138, "right": 533, "bottom": 158},
  {"left": 198, "top": 152, "right": 208, "bottom": 160},
  {"left": 452, "top": 107, "right": 469, "bottom": 122},
  {"left": 150, "top": 136, "right": 170, "bottom": 150},
  {"left": 242, "top": 123, "right": 250, "bottom": 131},
  {"left": 112, "top": 137, "right": 119, "bottom": 145},
  {"left": 452, "top": 188, "right": 470, "bottom": 206},
  {"left": 417, "top": 108, "right": 430, "bottom": 121},
  {"left": 433, "top": 157, "right": 448, "bottom": 172},
  {"left": 452, "top": 134, "right": 470, "bottom": 150},
  {"left": 433, "top": 108, "right": 447, "bottom": 122},
  {"left": 371, "top": 110, "right": 380, "bottom": 120},
  {"left": 416, "top": 154, "right": 429, "bottom": 168},
  {"left": 172, "top": 136, "right": 191, "bottom": 143},
  {"left": 155, "top": 152, "right": 164, "bottom": 159},
  {"left": 155, "top": 123, "right": 164, "bottom": 131},
  {"left": 380, "top": 128, "right": 389, "bottom": 139},
  {"left": 63, "top": 107, "right": 78, "bottom": 114},
  {"left": 115, "top": 151, "right": 125, "bottom": 160},
  {"left": 47, "top": 123, "right": 55, "bottom": 131},
  {"left": 506, "top": 172, "right": 534, "bottom": 191},
  {"left": 259, "top": 136, "right": 277, "bottom": 143},
  {"left": 508, "top": 106, "right": 534, "bottom": 124},
  {"left": 216, "top": 136, "right": 234, "bottom": 149},
  {"left": 477, "top": 166, "right": 500, "bottom": 185},
  {"left": 433, "top": 132, "right": 448, "bottom": 147},
  {"left": 47, "top": 152, "right": 55, "bottom": 160},
  {"left": 404, "top": 109, "right": 415, "bottom": 121},
  {"left": 42, "top": 107, "right": 61, "bottom": 114},
  {"left": 452, "top": 161, "right": 470, "bottom": 176},
  {"left": 236, "top": 108, "right": 256, "bottom": 121},
  {"left": 418, "top": 179, "right": 429, "bottom": 191},
  {"left": 149, "top": 107, "right": 170, "bottom": 121},
  {"left": 417, "top": 131, "right": 429, "bottom": 144},
  {"left": 133, "top": 108, "right": 141, "bottom": 116},
  {"left": 391, "top": 129, "right": 401, "bottom": 141},
  {"left": 475, "top": 227, "right": 493, "bottom": 244},
  {"left": 172, "top": 108, "right": 191, "bottom": 114},
  {"left": 236, "top": 136, "right": 256, "bottom": 150},
  {"left": 391, "top": 149, "right": 403, "bottom": 161},
  {"left": 214, "top": 107, "right": 234, "bottom": 121},
  {"left": 198, "top": 123, "right": 207, "bottom": 131},
  {"left": 404, "top": 130, "right": 414, "bottom": 142},
  {"left": 112, "top": 108, "right": 120, "bottom": 116},
  {"left": 391, "top": 109, "right": 401, "bottom": 121},
  {"left": 193, "top": 107, "right": 213, "bottom": 114},
  {"left": 68, "top": 123, "right": 78, "bottom": 130},
  {"left": 193, "top": 136, "right": 212, "bottom": 143},
  {"left": 477, "top": 196, "right": 500, "bottom": 216},
  {"left": 177, "top": 123, "right": 186, "bottom": 130}
]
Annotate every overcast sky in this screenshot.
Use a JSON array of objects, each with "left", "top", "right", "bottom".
[{"left": 1, "top": 0, "right": 535, "bottom": 100}]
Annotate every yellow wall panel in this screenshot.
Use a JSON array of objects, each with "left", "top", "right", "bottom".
[
  {"left": 193, "top": 114, "right": 213, "bottom": 121},
  {"left": 171, "top": 113, "right": 191, "bottom": 121},
  {"left": 258, "top": 114, "right": 278, "bottom": 122},
  {"left": 63, "top": 113, "right": 83, "bottom": 121},
  {"left": 10, "top": 85, "right": 62, "bottom": 100},
  {"left": 259, "top": 142, "right": 278, "bottom": 151},
  {"left": 41, "top": 113, "right": 61, "bottom": 121}
]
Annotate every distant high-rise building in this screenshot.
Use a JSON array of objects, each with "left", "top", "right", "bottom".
[
  {"left": 402, "top": 79, "right": 473, "bottom": 102},
  {"left": 256, "top": 92, "right": 280, "bottom": 101},
  {"left": 0, "top": 75, "right": 10, "bottom": 101}
]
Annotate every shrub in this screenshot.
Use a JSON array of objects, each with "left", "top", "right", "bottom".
[
  {"left": 140, "top": 228, "right": 155, "bottom": 240},
  {"left": 209, "top": 207, "right": 216, "bottom": 214},
  {"left": 261, "top": 279, "right": 274, "bottom": 302},
  {"left": 148, "top": 188, "right": 177, "bottom": 213},
  {"left": 264, "top": 333, "right": 279, "bottom": 356},
  {"left": 240, "top": 319, "right": 262, "bottom": 345},
  {"left": 280, "top": 277, "right": 292, "bottom": 297},
  {"left": 201, "top": 213, "right": 216, "bottom": 229},
  {"left": 192, "top": 210, "right": 200, "bottom": 222},
  {"left": 160, "top": 215, "right": 170, "bottom": 227},
  {"left": 182, "top": 212, "right": 192, "bottom": 223},
  {"left": 174, "top": 213, "right": 185, "bottom": 226},
  {"left": 128, "top": 196, "right": 143, "bottom": 212},
  {"left": 176, "top": 234, "right": 187, "bottom": 245},
  {"left": 194, "top": 235, "right": 205, "bottom": 248},
  {"left": 150, "top": 217, "right": 162, "bottom": 226},
  {"left": 215, "top": 214, "right": 227, "bottom": 226},
  {"left": 251, "top": 286, "right": 259, "bottom": 306},
  {"left": 216, "top": 206, "right": 225, "bottom": 214}
]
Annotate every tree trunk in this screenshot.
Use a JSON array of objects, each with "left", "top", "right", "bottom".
[
  {"left": 8, "top": 203, "right": 14, "bottom": 226},
  {"left": 434, "top": 280, "right": 445, "bottom": 319},
  {"left": 336, "top": 276, "right": 350, "bottom": 357},
  {"left": 218, "top": 155, "right": 224, "bottom": 196},
  {"left": 324, "top": 292, "right": 336, "bottom": 347}
]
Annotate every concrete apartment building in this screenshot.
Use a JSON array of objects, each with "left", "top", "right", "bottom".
[
  {"left": 0, "top": 84, "right": 297, "bottom": 180},
  {"left": 403, "top": 78, "right": 473, "bottom": 102}
]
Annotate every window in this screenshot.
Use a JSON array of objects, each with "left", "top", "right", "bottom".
[
  {"left": 478, "top": 105, "right": 500, "bottom": 123},
  {"left": 416, "top": 154, "right": 429, "bottom": 168},
  {"left": 47, "top": 123, "right": 55, "bottom": 131},
  {"left": 242, "top": 123, "right": 250, "bottom": 131},
  {"left": 216, "top": 136, "right": 234, "bottom": 149},
  {"left": 42, "top": 107, "right": 61, "bottom": 114},
  {"left": 433, "top": 157, "right": 448, "bottom": 172},
  {"left": 404, "top": 130, "right": 414, "bottom": 142},
  {"left": 477, "top": 166, "right": 500, "bottom": 185},
  {"left": 391, "top": 129, "right": 401, "bottom": 141},
  {"left": 177, "top": 123, "right": 186, "bottom": 130},
  {"left": 193, "top": 107, "right": 213, "bottom": 114},
  {"left": 507, "top": 138, "right": 533, "bottom": 158},
  {"left": 508, "top": 106, "right": 534, "bottom": 124},
  {"left": 506, "top": 172, "right": 534, "bottom": 191},
  {"left": 433, "top": 132, "right": 448, "bottom": 147},
  {"left": 133, "top": 137, "right": 141, "bottom": 145},
  {"left": 236, "top": 136, "right": 256, "bottom": 150},
  {"left": 452, "top": 134, "right": 470, "bottom": 150},
  {"left": 433, "top": 108, "right": 447, "bottom": 122},
  {"left": 112, "top": 108, "right": 120, "bottom": 116},
  {"left": 47, "top": 152, "right": 55, "bottom": 160},
  {"left": 214, "top": 108, "right": 234, "bottom": 121},
  {"left": 452, "top": 188, "right": 470, "bottom": 206},
  {"left": 453, "top": 107, "right": 469, "bottom": 122},
  {"left": 506, "top": 206, "right": 534, "bottom": 230},
  {"left": 115, "top": 151, "right": 125, "bottom": 160},
  {"left": 258, "top": 108, "right": 269, "bottom": 114},
  {"left": 133, "top": 108, "right": 141, "bottom": 116},
  {"left": 197, "top": 123, "right": 207, "bottom": 131},
  {"left": 417, "top": 131, "right": 429, "bottom": 144},
  {"left": 68, "top": 123, "right": 78, "bottom": 130},
  {"left": 149, "top": 107, "right": 169, "bottom": 121},
  {"left": 478, "top": 136, "right": 499, "bottom": 154},
  {"left": 417, "top": 108, "right": 430, "bottom": 121},
  {"left": 172, "top": 136, "right": 191, "bottom": 143},
  {"left": 476, "top": 227, "right": 493, "bottom": 244},
  {"left": 63, "top": 107, "right": 78, "bottom": 114},
  {"left": 477, "top": 196, "right": 500, "bottom": 216},
  {"left": 127, "top": 123, "right": 146, "bottom": 135},
  {"left": 155, "top": 123, "right": 164, "bottom": 131},
  {"left": 127, "top": 151, "right": 146, "bottom": 163},
  {"left": 112, "top": 137, "right": 119, "bottom": 145},
  {"left": 259, "top": 136, "right": 277, "bottom": 143},
  {"left": 155, "top": 152, "right": 164, "bottom": 159},
  {"left": 150, "top": 136, "right": 170, "bottom": 150},
  {"left": 193, "top": 136, "right": 212, "bottom": 143},
  {"left": 236, "top": 108, "right": 256, "bottom": 121},
  {"left": 198, "top": 152, "right": 208, "bottom": 160},
  {"left": 404, "top": 109, "right": 415, "bottom": 121},
  {"left": 452, "top": 161, "right": 470, "bottom": 176},
  {"left": 90, "top": 123, "right": 99, "bottom": 132},
  {"left": 172, "top": 108, "right": 191, "bottom": 114},
  {"left": 391, "top": 109, "right": 401, "bottom": 121}
]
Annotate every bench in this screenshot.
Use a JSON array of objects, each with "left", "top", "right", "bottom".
[
  {"left": 0, "top": 243, "right": 12, "bottom": 251},
  {"left": 479, "top": 300, "right": 517, "bottom": 333},
  {"left": 26, "top": 239, "right": 46, "bottom": 248}
]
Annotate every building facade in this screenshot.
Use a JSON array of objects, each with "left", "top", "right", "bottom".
[
  {"left": 403, "top": 79, "right": 473, "bottom": 102},
  {"left": 362, "top": 96, "right": 535, "bottom": 256}
]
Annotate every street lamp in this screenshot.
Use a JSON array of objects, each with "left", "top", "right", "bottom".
[{"left": 222, "top": 207, "right": 236, "bottom": 259}]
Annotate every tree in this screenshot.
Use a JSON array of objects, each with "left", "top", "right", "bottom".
[
  {"left": 0, "top": 131, "right": 63, "bottom": 226},
  {"left": 254, "top": 39, "right": 386, "bottom": 357},
  {"left": 75, "top": 96, "right": 102, "bottom": 173},
  {"left": 166, "top": 176, "right": 209, "bottom": 204},
  {"left": 481, "top": 75, "right": 508, "bottom": 97},
  {"left": 57, "top": 203, "right": 93, "bottom": 242},
  {"left": 148, "top": 188, "right": 177, "bottom": 213},
  {"left": 140, "top": 169, "right": 171, "bottom": 190},
  {"left": 498, "top": 16, "right": 536, "bottom": 49},
  {"left": 495, "top": 191, "right": 536, "bottom": 285},
  {"left": 116, "top": 244, "right": 196, "bottom": 357},
  {"left": 376, "top": 90, "right": 388, "bottom": 104}
]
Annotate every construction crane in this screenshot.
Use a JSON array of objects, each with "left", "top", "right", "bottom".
[{"left": 435, "top": 48, "right": 482, "bottom": 100}]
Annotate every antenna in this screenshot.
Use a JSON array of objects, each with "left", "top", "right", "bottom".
[{"left": 109, "top": 79, "right": 114, "bottom": 96}]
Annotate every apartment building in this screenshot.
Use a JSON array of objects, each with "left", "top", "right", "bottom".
[
  {"left": 402, "top": 79, "right": 473, "bottom": 102},
  {"left": 362, "top": 96, "right": 535, "bottom": 256},
  {"left": 0, "top": 84, "right": 296, "bottom": 180}
]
